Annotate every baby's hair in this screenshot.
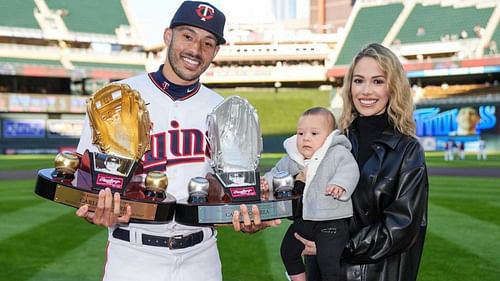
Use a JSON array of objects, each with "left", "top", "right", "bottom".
[{"left": 301, "top": 107, "right": 337, "bottom": 131}]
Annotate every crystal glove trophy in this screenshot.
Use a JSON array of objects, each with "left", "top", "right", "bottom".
[
  {"left": 206, "top": 95, "right": 263, "bottom": 202},
  {"left": 175, "top": 96, "right": 301, "bottom": 225}
]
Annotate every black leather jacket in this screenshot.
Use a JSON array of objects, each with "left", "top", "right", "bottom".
[{"left": 342, "top": 124, "right": 428, "bottom": 281}]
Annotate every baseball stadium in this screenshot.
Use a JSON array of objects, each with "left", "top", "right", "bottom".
[{"left": 0, "top": 0, "right": 499, "bottom": 280}]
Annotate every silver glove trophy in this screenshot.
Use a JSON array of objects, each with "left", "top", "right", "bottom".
[
  {"left": 205, "top": 95, "right": 263, "bottom": 202},
  {"left": 176, "top": 95, "right": 301, "bottom": 226}
]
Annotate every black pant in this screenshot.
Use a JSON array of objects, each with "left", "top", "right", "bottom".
[{"left": 280, "top": 218, "right": 349, "bottom": 281}]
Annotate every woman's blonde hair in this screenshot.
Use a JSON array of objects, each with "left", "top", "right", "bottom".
[{"left": 339, "top": 43, "right": 416, "bottom": 137}]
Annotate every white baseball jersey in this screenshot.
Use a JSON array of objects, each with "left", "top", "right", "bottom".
[{"left": 77, "top": 70, "right": 224, "bottom": 281}]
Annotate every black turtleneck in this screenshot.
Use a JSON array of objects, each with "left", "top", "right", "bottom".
[{"left": 355, "top": 112, "right": 391, "bottom": 167}]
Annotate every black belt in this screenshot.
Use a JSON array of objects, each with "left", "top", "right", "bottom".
[{"left": 112, "top": 228, "right": 206, "bottom": 249}]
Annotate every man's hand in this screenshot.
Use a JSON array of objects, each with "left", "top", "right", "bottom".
[
  {"left": 232, "top": 204, "right": 281, "bottom": 233},
  {"left": 294, "top": 233, "right": 317, "bottom": 256},
  {"left": 76, "top": 188, "right": 132, "bottom": 227}
]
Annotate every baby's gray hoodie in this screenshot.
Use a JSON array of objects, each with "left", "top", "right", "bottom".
[{"left": 264, "top": 129, "right": 359, "bottom": 221}]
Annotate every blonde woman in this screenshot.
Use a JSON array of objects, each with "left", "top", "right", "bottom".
[
  {"left": 295, "top": 43, "right": 429, "bottom": 281},
  {"left": 233, "top": 43, "right": 428, "bottom": 281}
]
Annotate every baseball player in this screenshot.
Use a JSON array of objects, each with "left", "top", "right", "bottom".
[{"left": 76, "top": 2, "right": 227, "bottom": 280}]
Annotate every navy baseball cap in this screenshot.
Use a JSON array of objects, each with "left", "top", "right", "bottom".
[{"left": 170, "top": 1, "right": 226, "bottom": 45}]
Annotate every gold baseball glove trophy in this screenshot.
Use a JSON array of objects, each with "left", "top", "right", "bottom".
[
  {"left": 86, "top": 83, "right": 151, "bottom": 193},
  {"left": 34, "top": 84, "right": 176, "bottom": 222}
]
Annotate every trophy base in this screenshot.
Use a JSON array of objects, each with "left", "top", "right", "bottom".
[
  {"left": 175, "top": 194, "right": 302, "bottom": 226},
  {"left": 34, "top": 168, "right": 176, "bottom": 223}
]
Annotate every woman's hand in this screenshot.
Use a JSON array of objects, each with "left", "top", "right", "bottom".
[
  {"left": 232, "top": 204, "right": 281, "bottom": 233},
  {"left": 294, "top": 233, "right": 317, "bottom": 256},
  {"left": 76, "top": 188, "right": 131, "bottom": 227}
]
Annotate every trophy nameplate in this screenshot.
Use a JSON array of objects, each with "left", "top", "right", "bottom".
[
  {"left": 34, "top": 84, "right": 176, "bottom": 223},
  {"left": 175, "top": 96, "right": 302, "bottom": 225},
  {"left": 175, "top": 193, "right": 302, "bottom": 226}
]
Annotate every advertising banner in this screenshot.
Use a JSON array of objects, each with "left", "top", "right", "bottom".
[
  {"left": 3, "top": 119, "right": 45, "bottom": 138},
  {"left": 46, "top": 119, "right": 84, "bottom": 138},
  {"left": 2, "top": 93, "right": 87, "bottom": 113}
]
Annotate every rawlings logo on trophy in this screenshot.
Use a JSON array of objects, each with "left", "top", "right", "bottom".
[{"left": 86, "top": 83, "right": 152, "bottom": 194}]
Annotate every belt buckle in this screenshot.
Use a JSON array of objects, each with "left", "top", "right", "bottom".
[{"left": 167, "top": 235, "right": 183, "bottom": 249}]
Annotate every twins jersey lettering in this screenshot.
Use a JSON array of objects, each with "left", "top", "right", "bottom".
[{"left": 143, "top": 122, "right": 207, "bottom": 170}]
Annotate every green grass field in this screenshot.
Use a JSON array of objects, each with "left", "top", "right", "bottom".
[
  {"left": 216, "top": 88, "right": 331, "bottom": 135},
  {"left": 1, "top": 154, "right": 500, "bottom": 281}
]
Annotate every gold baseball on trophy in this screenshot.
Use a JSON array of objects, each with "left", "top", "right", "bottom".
[
  {"left": 145, "top": 171, "right": 168, "bottom": 192},
  {"left": 54, "top": 151, "right": 80, "bottom": 176}
]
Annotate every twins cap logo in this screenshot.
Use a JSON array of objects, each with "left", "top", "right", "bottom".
[{"left": 195, "top": 4, "right": 215, "bottom": 21}]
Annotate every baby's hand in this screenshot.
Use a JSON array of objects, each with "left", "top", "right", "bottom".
[
  {"left": 325, "top": 184, "right": 345, "bottom": 199},
  {"left": 295, "top": 170, "right": 306, "bottom": 182},
  {"left": 260, "top": 177, "right": 269, "bottom": 192}
]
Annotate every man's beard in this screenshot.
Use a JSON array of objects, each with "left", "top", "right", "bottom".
[{"left": 167, "top": 45, "right": 205, "bottom": 82}]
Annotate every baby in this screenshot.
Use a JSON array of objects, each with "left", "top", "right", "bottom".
[{"left": 262, "top": 107, "right": 359, "bottom": 281}]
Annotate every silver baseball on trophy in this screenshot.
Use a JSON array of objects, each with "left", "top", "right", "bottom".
[
  {"left": 272, "top": 171, "right": 294, "bottom": 198},
  {"left": 188, "top": 177, "right": 210, "bottom": 203}
]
